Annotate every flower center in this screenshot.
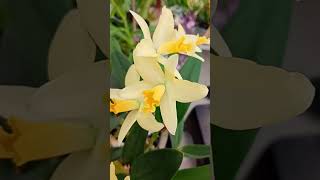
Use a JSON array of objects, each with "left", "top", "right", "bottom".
[
  {"left": 110, "top": 100, "right": 140, "bottom": 114},
  {"left": 158, "top": 36, "right": 194, "bottom": 54},
  {"left": 142, "top": 85, "right": 165, "bottom": 113}
]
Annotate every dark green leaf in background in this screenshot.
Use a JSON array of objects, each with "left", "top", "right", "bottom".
[
  {"left": 0, "top": 0, "right": 74, "bottom": 86},
  {"left": 212, "top": 0, "right": 293, "bottom": 179},
  {"left": 212, "top": 125, "right": 258, "bottom": 180},
  {"left": 130, "top": 149, "right": 183, "bottom": 180},
  {"left": 110, "top": 37, "right": 132, "bottom": 88},
  {"left": 179, "top": 144, "right": 211, "bottom": 159},
  {"left": 173, "top": 165, "right": 212, "bottom": 180},
  {"left": 122, "top": 123, "right": 148, "bottom": 164}
]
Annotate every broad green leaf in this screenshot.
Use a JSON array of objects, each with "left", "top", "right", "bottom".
[
  {"left": 122, "top": 123, "right": 148, "bottom": 164},
  {"left": 130, "top": 149, "right": 183, "bottom": 180},
  {"left": 110, "top": 37, "right": 132, "bottom": 88},
  {"left": 212, "top": 2, "right": 298, "bottom": 178},
  {"left": 212, "top": 125, "right": 257, "bottom": 180},
  {"left": 221, "top": 0, "right": 293, "bottom": 66},
  {"left": 170, "top": 122, "right": 184, "bottom": 148},
  {"left": 211, "top": 26, "right": 232, "bottom": 57},
  {"left": 48, "top": 9, "right": 96, "bottom": 80},
  {"left": 0, "top": 0, "right": 74, "bottom": 86},
  {"left": 173, "top": 165, "right": 212, "bottom": 180},
  {"left": 171, "top": 57, "right": 202, "bottom": 147},
  {"left": 179, "top": 144, "right": 211, "bottom": 159},
  {"left": 110, "top": 113, "right": 125, "bottom": 132}
]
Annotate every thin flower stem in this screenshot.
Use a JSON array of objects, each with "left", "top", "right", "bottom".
[{"left": 157, "top": 129, "right": 169, "bottom": 149}]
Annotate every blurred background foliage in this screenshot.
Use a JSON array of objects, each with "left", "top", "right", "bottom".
[{"left": 212, "top": 0, "right": 293, "bottom": 179}]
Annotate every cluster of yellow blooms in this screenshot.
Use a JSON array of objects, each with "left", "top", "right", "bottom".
[{"left": 110, "top": 6, "right": 209, "bottom": 180}]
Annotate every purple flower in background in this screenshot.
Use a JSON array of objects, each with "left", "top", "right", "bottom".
[
  {"left": 177, "top": 55, "right": 188, "bottom": 70},
  {"left": 178, "top": 12, "right": 197, "bottom": 34}
]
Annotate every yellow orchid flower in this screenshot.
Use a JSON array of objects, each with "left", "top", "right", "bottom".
[
  {"left": 110, "top": 162, "right": 130, "bottom": 180},
  {"left": 128, "top": 53, "right": 208, "bottom": 135},
  {"left": 0, "top": 61, "right": 107, "bottom": 180},
  {"left": 130, "top": 6, "right": 209, "bottom": 62},
  {"left": 110, "top": 65, "right": 164, "bottom": 143}
]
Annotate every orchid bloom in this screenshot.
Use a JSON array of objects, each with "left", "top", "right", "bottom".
[
  {"left": 110, "top": 65, "right": 164, "bottom": 143},
  {"left": 130, "top": 6, "right": 209, "bottom": 62},
  {"left": 110, "top": 162, "right": 130, "bottom": 180},
  {"left": 126, "top": 53, "right": 208, "bottom": 135}
]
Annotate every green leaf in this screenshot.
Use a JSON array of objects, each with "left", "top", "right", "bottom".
[
  {"left": 172, "top": 165, "right": 212, "bottom": 180},
  {"left": 110, "top": 37, "right": 132, "bottom": 88},
  {"left": 0, "top": 0, "right": 74, "bottom": 86},
  {"left": 213, "top": 1, "right": 293, "bottom": 179},
  {"left": 171, "top": 57, "right": 202, "bottom": 147},
  {"left": 111, "top": 147, "right": 123, "bottom": 161},
  {"left": 179, "top": 144, "right": 211, "bottom": 159},
  {"left": 221, "top": 0, "right": 293, "bottom": 67},
  {"left": 170, "top": 122, "right": 184, "bottom": 148},
  {"left": 122, "top": 123, "right": 148, "bottom": 164},
  {"left": 212, "top": 125, "right": 257, "bottom": 180},
  {"left": 130, "top": 149, "right": 183, "bottom": 180}
]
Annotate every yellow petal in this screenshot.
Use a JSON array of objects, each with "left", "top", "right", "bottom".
[
  {"left": 124, "top": 176, "right": 131, "bottom": 180},
  {"left": 0, "top": 86, "right": 35, "bottom": 119},
  {"left": 172, "top": 79, "right": 208, "bottom": 103},
  {"left": 133, "top": 39, "right": 157, "bottom": 58},
  {"left": 160, "top": 91, "right": 177, "bottom": 135},
  {"left": 125, "top": 65, "right": 140, "bottom": 86},
  {"left": 30, "top": 61, "right": 107, "bottom": 128},
  {"left": 48, "top": 10, "right": 96, "bottom": 80},
  {"left": 76, "top": 0, "right": 108, "bottom": 56},
  {"left": 118, "top": 110, "right": 138, "bottom": 143},
  {"left": 110, "top": 99, "right": 139, "bottom": 114},
  {"left": 110, "top": 162, "right": 118, "bottom": 180},
  {"left": 211, "top": 26, "right": 232, "bottom": 57},
  {"left": 120, "top": 81, "right": 152, "bottom": 99},
  {"left": 6, "top": 117, "right": 96, "bottom": 166},
  {"left": 136, "top": 112, "right": 164, "bottom": 133},
  {"left": 212, "top": 55, "right": 315, "bottom": 130},
  {"left": 158, "top": 36, "right": 195, "bottom": 55},
  {"left": 133, "top": 56, "right": 164, "bottom": 85},
  {"left": 50, "top": 150, "right": 106, "bottom": 180},
  {"left": 153, "top": 6, "right": 176, "bottom": 49},
  {"left": 129, "top": 10, "right": 151, "bottom": 40},
  {"left": 196, "top": 36, "right": 210, "bottom": 46}
]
